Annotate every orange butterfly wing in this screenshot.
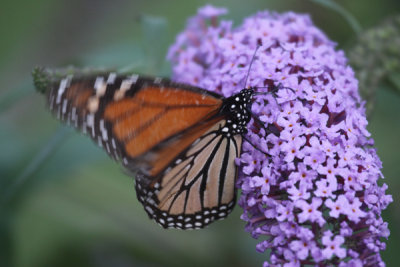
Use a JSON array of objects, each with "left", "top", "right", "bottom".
[{"left": 46, "top": 73, "right": 223, "bottom": 176}]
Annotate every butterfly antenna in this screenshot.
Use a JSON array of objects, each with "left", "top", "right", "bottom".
[{"left": 243, "top": 45, "right": 261, "bottom": 89}]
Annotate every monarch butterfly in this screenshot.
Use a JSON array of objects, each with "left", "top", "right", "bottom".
[{"left": 33, "top": 67, "right": 272, "bottom": 230}]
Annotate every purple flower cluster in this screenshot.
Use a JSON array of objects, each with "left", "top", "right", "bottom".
[{"left": 167, "top": 5, "right": 392, "bottom": 266}]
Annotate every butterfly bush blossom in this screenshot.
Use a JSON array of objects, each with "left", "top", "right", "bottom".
[{"left": 167, "top": 5, "right": 392, "bottom": 266}]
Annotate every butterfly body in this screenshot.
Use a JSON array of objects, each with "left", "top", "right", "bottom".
[{"left": 37, "top": 70, "right": 256, "bottom": 229}]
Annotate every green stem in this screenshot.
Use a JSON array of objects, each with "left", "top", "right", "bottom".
[
  {"left": 1, "top": 126, "right": 71, "bottom": 205},
  {"left": 309, "top": 0, "right": 362, "bottom": 34}
]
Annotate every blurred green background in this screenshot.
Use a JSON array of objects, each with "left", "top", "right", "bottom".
[{"left": 1, "top": 0, "right": 399, "bottom": 266}]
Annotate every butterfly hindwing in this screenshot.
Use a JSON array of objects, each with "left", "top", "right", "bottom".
[{"left": 135, "top": 119, "right": 242, "bottom": 229}]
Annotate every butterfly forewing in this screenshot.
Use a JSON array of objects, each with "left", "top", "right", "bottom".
[{"left": 46, "top": 73, "right": 223, "bottom": 173}]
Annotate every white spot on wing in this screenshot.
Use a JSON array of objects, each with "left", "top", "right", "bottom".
[
  {"left": 107, "top": 73, "right": 116, "bottom": 84},
  {"left": 56, "top": 77, "right": 70, "bottom": 104},
  {"left": 87, "top": 114, "right": 94, "bottom": 127},
  {"left": 87, "top": 97, "right": 99, "bottom": 113},
  {"left": 129, "top": 74, "right": 139, "bottom": 83},
  {"left": 94, "top": 77, "right": 107, "bottom": 97},
  {"left": 86, "top": 114, "right": 95, "bottom": 137},
  {"left": 71, "top": 107, "right": 77, "bottom": 122},
  {"left": 111, "top": 138, "right": 117, "bottom": 149},
  {"left": 114, "top": 74, "right": 138, "bottom": 101},
  {"left": 99, "top": 119, "right": 108, "bottom": 141},
  {"left": 145, "top": 206, "right": 154, "bottom": 215},
  {"left": 62, "top": 99, "right": 68, "bottom": 114}
]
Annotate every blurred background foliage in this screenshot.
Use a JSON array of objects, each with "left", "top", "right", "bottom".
[{"left": 1, "top": 0, "right": 399, "bottom": 266}]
